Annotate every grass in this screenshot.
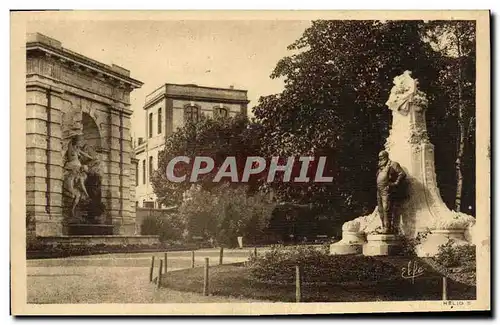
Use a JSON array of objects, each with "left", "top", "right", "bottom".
[{"left": 160, "top": 256, "right": 476, "bottom": 302}]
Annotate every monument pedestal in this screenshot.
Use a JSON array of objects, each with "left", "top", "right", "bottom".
[
  {"left": 416, "top": 229, "right": 469, "bottom": 257},
  {"left": 330, "top": 231, "right": 366, "bottom": 255},
  {"left": 68, "top": 224, "right": 114, "bottom": 236},
  {"left": 362, "top": 234, "right": 401, "bottom": 256},
  {"left": 31, "top": 213, "right": 65, "bottom": 236}
]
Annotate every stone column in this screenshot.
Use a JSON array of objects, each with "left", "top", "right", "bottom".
[
  {"left": 107, "top": 110, "right": 123, "bottom": 234},
  {"left": 130, "top": 157, "right": 139, "bottom": 235},
  {"left": 119, "top": 111, "right": 136, "bottom": 235},
  {"left": 26, "top": 82, "right": 65, "bottom": 237},
  {"left": 98, "top": 110, "right": 113, "bottom": 226},
  {"left": 104, "top": 107, "right": 136, "bottom": 235}
]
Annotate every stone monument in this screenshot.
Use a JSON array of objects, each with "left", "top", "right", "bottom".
[
  {"left": 362, "top": 150, "right": 407, "bottom": 256},
  {"left": 330, "top": 71, "right": 476, "bottom": 257},
  {"left": 26, "top": 33, "right": 159, "bottom": 246}
]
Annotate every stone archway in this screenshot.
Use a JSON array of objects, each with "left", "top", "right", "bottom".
[
  {"left": 82, "top": 112, "right": 102, "bottom": 152},
  {"left": 62, "top": 111, "right": 108, "bottom": 233}
]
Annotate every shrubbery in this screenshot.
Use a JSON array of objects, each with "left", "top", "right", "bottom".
[
  {"left": 399, "top": 230, "right": 431, "bottom": 256},
  {"left": 247, "top": 245, "right": 400, "bottom": 284},
  {"left": 434, "top": 240, "right": 476, "bottom": 271},
  {"left": 26, "top": 242, "right": 162, "bottom": 259},
  {"left": 140, "top": 214, "right": 185, "bottom": 243},
  {"left": 180, "top": 184, "right": 276, "bottom": 248}
]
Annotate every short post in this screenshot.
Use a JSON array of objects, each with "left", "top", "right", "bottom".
[
  {"left": 149, "top": 256, "right": 155, "bottom": 282},
  {"left": 219, "top": 247, "right": 224, "bottom": 265},
  {"left": 203, "top": 257, "right": 209, "bottom": 296},
  {"left": 254, "top": 246, "right": 258, "bottom": 258},
  {"left": 295, "top": 265, "right": 301, "bottom": 303},
  {"left": 442, "top": 276, "right": 448, "bottom": 301},
  {"left": 157, "top": 259, "right": 163, "bottom": 288},
  {"left": 164, "top": 252, "right": 168, "bottom": 273},
  {"left": 191, "top": 251, "right": 195, "bottom": 268}
]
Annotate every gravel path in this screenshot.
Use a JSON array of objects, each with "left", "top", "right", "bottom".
[{"left": 27, "top": 250, "right": 261, "bottom": 304}]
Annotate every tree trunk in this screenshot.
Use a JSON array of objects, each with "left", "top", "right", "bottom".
[
  {"left": 454, "top": 24, "right": 465, "bottom": 212},
  {"left": 455, "top": 113, "right": 465, "bottom": 212}
]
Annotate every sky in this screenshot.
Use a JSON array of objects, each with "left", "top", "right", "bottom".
[{"left": 26, "top": 19, "right": 312, "bottom": 138}]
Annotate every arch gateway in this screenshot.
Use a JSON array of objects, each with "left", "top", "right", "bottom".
[{"left": 26, "top": 33, "right": 158, "bottom": 245}]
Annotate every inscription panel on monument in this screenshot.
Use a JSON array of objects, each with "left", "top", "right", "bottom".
[{"left": 29, "top": 54, "right": 130, "bottom": 103}]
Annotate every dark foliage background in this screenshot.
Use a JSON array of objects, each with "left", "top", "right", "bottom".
[
  {"left": 152, "top": 20, "right": 476, "bottom": 239},
  {"left": 252, "top": 20, "right": 476, "bottom": 228}
]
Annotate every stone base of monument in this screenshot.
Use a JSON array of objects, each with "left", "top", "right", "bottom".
[
  {"left": 415, "top": 229, "right": 469, "bottom": 257},
  {"left": 28, "top": 213, "right": 65, "bottom": 237},
  {"left": 68, "top": 224, "right": 114, "bottom": 236},
  {"left": 330, "top": 231, "right": 366, "bottom": 255},
  {"left": 362, "top": 234, "right": 401, "bottom": 256},
  {"left": 36, "top": 235, "right": 160, "bottom": 247}
]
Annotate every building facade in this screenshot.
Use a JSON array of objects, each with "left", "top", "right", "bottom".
[
  {"left": 26, "top": 33, "right": 143, "bottom": 239},
  {"left": 134, "top": 83, "right": 249, "bottom": 208}
]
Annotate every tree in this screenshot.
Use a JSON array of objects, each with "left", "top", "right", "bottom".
[
  {"left": 253, "top": 20, "right": 438, "bottom": 220},
  {"left": 151, "top": 114, "right": 264, "bottom": 207},
  {"left": 140, "top": 211, "right": 185, "bottom": 242},
  {"left": 253, "top": 19, "right": 477, "bottom": 220},
  {"left": 179, "top": 184, "right": 276, "bottom": 247},
  {"left": 423, "top": 21, "right": 476, "bottom": 212}
]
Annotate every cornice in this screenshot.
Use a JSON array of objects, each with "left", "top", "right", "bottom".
[
  {"left": 143, "top": 94, "right": 249, "bottom": 110},
  {"left": 26, "top": 75, "right": 134, "bottom": 116},
  {"left": 27, "top": 42, "right": 143, "bottom": 89}
]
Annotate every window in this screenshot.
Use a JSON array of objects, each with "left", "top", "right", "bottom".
[
  {"left": 149, "top": 156, "right": 154, "bottom": 179},
  {"left": 143, "top": 201, "right": 155, "bottom": 209},
  {"left": 142, "top": 160, "right": 146, "bottom": 184},
  {"left": 185, "top": 105, "right": 200, "bottom": 123},
  {"left": 135, "top": 162, "right": 139, "bottom": 186},
  {"left": 214, "top": 106, "right": 228, "bottom": 118},
  {"left": 148, "top": 112, "right": 153, "bottom": 138},
  {"left": 157, "top": 107, "right": 162, "bottom": 134}
]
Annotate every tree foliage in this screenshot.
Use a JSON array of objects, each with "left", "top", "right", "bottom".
[
  {"left": 151, "top": 20, "right": 476, "bottom": 236},
  {"left": 179, "top": 184, "right": 276, "bottom": 247},
  {"left": 140, "top": 213, "right": 185, "bottom": 242},
  {"left": 423, "top": 21, "right": 476, "bottom": 212},
  {"left": 253, "top": 20, "right": 476, "bottom": 219},
  {"left": 151, "top": 114, "right": 264, "bottom": 207}
]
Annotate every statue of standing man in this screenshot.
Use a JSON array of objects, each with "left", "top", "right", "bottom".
[{"left": 376, "top": 150, "right": 406, "bottom": 234}]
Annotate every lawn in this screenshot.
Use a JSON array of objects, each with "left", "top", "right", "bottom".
[{"left": 160, "top": 256, "right": 476, "bottom": 302}]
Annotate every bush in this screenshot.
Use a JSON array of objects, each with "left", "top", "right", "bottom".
[
  {"left": 26, "top": 243, "right": 163, "bottom": 259},
  {"left": 140, "top": 214, "right": 185, "bottom": 243},
  {"left": 247, "top": 245, "right": 400, "bottom": 284},
  {"left": 399, "top": 230, "right": 431, "bottom": 256},
  {"left": 180, "top": 184, "right": 276, "bottom": 248},
  {"left": 267, "top": 203, "right": 337, "bottom": 244},
  {"left": 434, "top": 239, "right": 476, "bottom": 271}
]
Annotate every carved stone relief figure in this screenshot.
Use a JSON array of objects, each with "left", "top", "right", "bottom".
[
  {"left": 82, "top": 152, "right": 106, "bottom": 223},
  {"left": 63, "top": 134, "right": 97, "bottom": 221}
]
